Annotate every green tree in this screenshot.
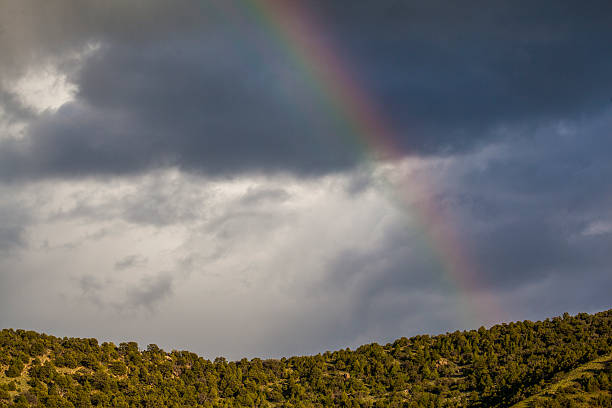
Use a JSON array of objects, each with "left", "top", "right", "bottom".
[{"left": 5, "top": 357, "right": 24, "bottom": 377}]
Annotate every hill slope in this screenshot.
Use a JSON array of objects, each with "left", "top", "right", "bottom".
[
  {"left": 1, "top": 309, "right": 611, "bottom": 407},
  {"left": 510, "top": 351, "right": 612, "bottom": 408}
]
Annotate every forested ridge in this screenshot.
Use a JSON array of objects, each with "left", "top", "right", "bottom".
[{"left": 1, "top": 309, "right": 611, "bottom": 407}]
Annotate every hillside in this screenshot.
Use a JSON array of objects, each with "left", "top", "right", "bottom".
[
  {"left": 1, "top": 309, "right": 611, "bottom": 407},
  {"left": 511, "top": 351, "right": 612, "bottom": 408}
]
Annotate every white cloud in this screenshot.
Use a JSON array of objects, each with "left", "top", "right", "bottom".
[
  {"left": 583, "top": 221, "right": 612, "bottom": 236},
  {"left": 8, "top": 65, "right": 76, "bottom": 114},
  {"left": 0, "top": 162, "right": 456, "bottom": 358}
]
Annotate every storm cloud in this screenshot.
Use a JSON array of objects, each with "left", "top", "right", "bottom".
[
  {"left": 1, "top": 0, "right": 612, "bottom": 179},
  {"left": 0, "top": 0, "right": 611, "bottom": 358}
]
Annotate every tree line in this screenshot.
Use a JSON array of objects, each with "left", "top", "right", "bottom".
[{"left": 1, "top": 309, "right": 611, "bottom": 407}]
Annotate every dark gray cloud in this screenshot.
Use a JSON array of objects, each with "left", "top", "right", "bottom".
[
  {"left": 1, "top": 0, "right": 611, "bottom": 179},
  {"left": 75, "top": 274, "right": 107, "bottom": 308},
  {"left": 75, "top": 272, "right": 173, "bottom": 311},
  {"left": 0, "top": 223, "right": 24, "bottom": 253},
  {"left": 361, "top": 114, "right": 612, "bottom": 322},
  {"left": 114, "top": 255, "right": 148, "bottom": 271},
  {"left": 0, "top": 89, "right": 35, "bottom": 123},
  {"left": 126, "top": 274, "right": 173, "bottom": 310},
  {"left": 454, "top": 120, "right": 612, "bottom": 292},
  {"left": 0, "top": 197, "right": 29, "bottom": 253},
  {"left": 323, "top": 1, "right": 612, "bottom": 133},
  {"left": 45, "top": 171, "right": 211, "bottom": 227}
]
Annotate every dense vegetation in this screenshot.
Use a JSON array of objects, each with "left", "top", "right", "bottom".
[
  {"left": 511, "top": 352, "right": 612, "bottom": 408},
  {"left": 1, "top": 309, "right": 611, "bottom": 407}
]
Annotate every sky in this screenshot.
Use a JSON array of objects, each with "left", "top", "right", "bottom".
[{"left": 1, "top": 0, "right": 611, "bottom": 360}]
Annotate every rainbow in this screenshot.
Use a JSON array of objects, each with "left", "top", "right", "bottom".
[{"left": 228, "top": 0, "right": 504, "bottom": 327}]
